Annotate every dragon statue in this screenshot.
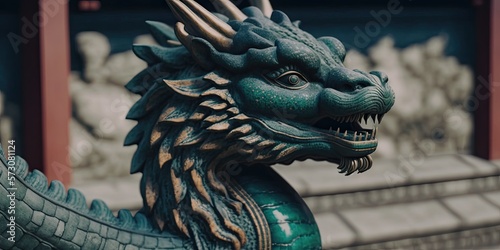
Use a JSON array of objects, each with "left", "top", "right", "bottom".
[{"left": 0, "top": 0, "right": 394, "bottom": 249}]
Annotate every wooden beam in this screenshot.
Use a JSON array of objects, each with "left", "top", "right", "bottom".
[
  {"left": 20, "top": 0, "right": 71, "bottom": 185},
  {"left": 474, "top": 0, "right": 500, "bottom": 160}
]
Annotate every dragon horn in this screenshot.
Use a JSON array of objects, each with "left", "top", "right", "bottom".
[
  {"left": 180, "top": 0, "right": 236, "bottom": 37},
  {"left": 209, "top": 0, "right": 247, "bottom": 21},
  {"left": 167, "top": 0, "right": 233, "bottom": 51},
  {"left": 174, "top": 23, "right": 194, "bottom": 49},
  {"left": 249, "top": 0, "right": 273, "bottom": 17}
]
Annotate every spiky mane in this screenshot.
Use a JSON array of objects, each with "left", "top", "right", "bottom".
[
  {"left": 128, "top": 68, "right": 237, "bottom": 244},
  {"left": 124, "top": 7, "right": 310, "bottom": 247}
]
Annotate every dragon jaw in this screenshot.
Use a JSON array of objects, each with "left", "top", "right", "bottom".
[{"left": 233, "top": 107, "right": 389, "bottom": 175}]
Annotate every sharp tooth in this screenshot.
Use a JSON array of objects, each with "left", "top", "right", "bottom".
[
  {"left": 378, "top": 114, "right": 384, "bottom": 123},
  {"left": 359, "top": 134, "right": 363, "bottom": 141},
  {"left": 358, "top": 114, "right": 362, "bottom": 123},
  {"left": 364, "top": 114, "right": 369, "bottom": 124},
  {"left": 373, "top": 127, "right": 378, "bottom": 138},
  {"left": 354, "top": 132, "right": 357, "bottom": 141},
  {"left": 371, "top": 114, "right": 376, "bottom": 123},
  {"left": 364, "top": 131, "right": 369, "bottom": 140},
  {"left": 344, "top": 130, "right": 348, "bottom": 138},
  {"left": 336, "top": 128, "right": 340, "bottom": 136}
]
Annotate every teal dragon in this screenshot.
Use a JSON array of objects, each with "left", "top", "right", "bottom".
[{"left": 0, "top": 0, "right": 394, "bottom": 249}]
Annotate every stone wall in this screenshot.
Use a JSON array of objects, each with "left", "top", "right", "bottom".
[
  {"left": 70, "top": 33, "right": 474, "bottom": 181},
  {"left": 69, "top": 32, "right": 155, "bottom": 184}
]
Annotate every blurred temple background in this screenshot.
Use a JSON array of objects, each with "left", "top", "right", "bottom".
[{"left": 1, "top": 0, "right": 500, "bottom": 249}]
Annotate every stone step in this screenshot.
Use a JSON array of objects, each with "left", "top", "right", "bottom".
[
  {"left": 304, "top": 173, "right": 500, "bottom": 214},
  {"left": 276, "top": 156, "right": 500, "bottom": 250},
  {"left": 273, "top": 154, "right": 500, "bottom": 214},
  {"left": 315, "top": 190, "right": 500, "bottom": 249},
  {"left": 274, "top": 154, "right": 500, "bottom": 196},
  {"left": 338, "top": 224, "right": 500, "bottom": 250}
]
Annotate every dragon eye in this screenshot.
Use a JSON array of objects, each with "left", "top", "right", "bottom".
[{"left": 274, "top": 71, "right": 309, "bottom": 89}]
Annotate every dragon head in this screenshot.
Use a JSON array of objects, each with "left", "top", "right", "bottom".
[{"left": 126, "top": 0, "right": 394, "bottom": 248}]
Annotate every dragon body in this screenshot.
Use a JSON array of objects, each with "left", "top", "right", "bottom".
[{"left": 0, "top": 1, "right": 394, "bottom": 249}]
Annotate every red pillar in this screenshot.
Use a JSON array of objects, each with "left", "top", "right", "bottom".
[
  {"left": 20, "top": 0, "right": 71, "bottom": 185},
  {"left": 474, "top": 0, "right": 500, "bottom": 160},
  {"left": 491, "top": 1, "right": 500, "bottom": 159}
]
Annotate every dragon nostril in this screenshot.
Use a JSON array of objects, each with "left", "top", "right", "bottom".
[
  {"left": 370, "top": 71, "right": 388, "bottom": 84},
  {"left": 339, "top": 83, "right": 364, "bottom": 92}
]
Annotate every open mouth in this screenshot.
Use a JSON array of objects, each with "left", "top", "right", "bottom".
[
  {"left": 252, "top": 112, "right": 386, "bottom": 175},
  {"left": 312, "top": 113, "right": 384, "bottom": 141},
  {"left": 310, "top": 113, "right": 385, "bottom": 175}
]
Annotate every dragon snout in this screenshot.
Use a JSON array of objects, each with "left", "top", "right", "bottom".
[
  {"left": 326, "top": 68, "right": 387, "bottom": 92},
  {"left": 370, "top": 71, "right": 389, "bottom": 85},
  {"left": 370, "top": 70, "right": 395, "bottom": 112},
  {"left": 370, "top": 70, "right": 394, "bottom": 110},
  {"left": 320, "top": 68, "right": 395, "bottom": 116}
]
